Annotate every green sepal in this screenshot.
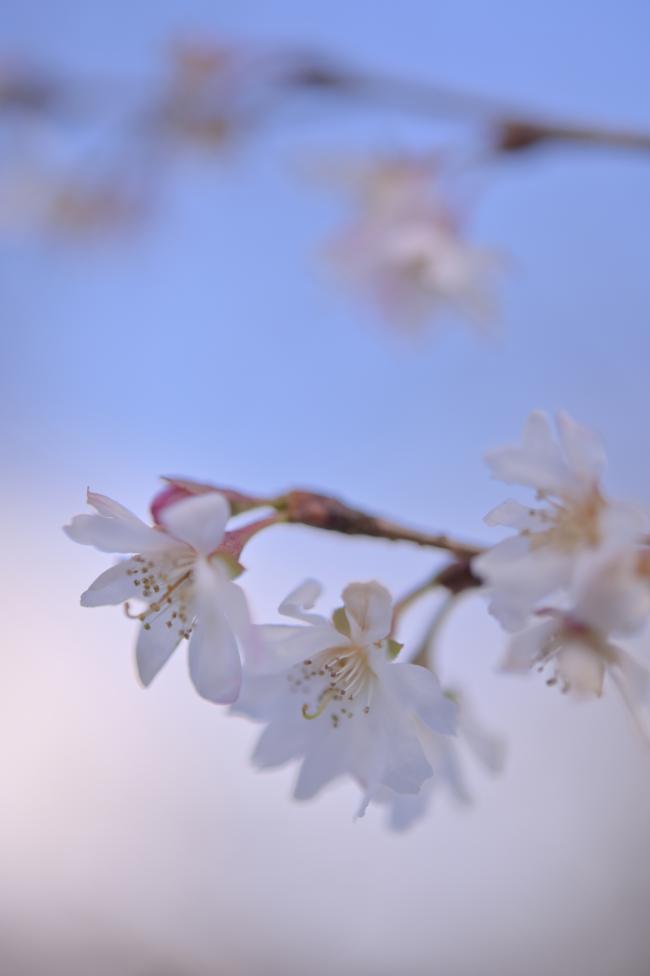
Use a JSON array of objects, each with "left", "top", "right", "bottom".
[
  {"left": 213, "top": 551, "right": 245, "bottom": 580},
  {"left": 332, "top": 606, "right": 351, "bottom": 637},
  {"left": 387, "top": 638, "right": 403, "bottom": 660}
]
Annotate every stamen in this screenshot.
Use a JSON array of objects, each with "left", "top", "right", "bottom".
[
  {"left": 302, "top": 689, "right": 335, "bottom": 720},
  {"left": 297, "top": 645, "right": 374, "bottom": 722}
]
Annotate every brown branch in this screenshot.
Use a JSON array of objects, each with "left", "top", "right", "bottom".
[
  {"left": 4, "top": 44, "right": 650, "bottom": 158},
  {"left": 281, "top": 52, "right": 650, "bottom": 155},
  {"left": 159, "top": 477, "right": 485, "bottom": 560},
  {"left": 280, "top": 489, "right": 482, "bottom": 559}
]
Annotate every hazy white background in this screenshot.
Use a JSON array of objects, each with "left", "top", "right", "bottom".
[{"left": 2, "top": 2, "right": 650, "bottom": 974}]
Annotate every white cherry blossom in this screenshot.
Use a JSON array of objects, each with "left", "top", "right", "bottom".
[
  {"left": 502, "top": 549, "right": 650, "bottom": 718},
  {"left": 322, "top": 154, "right": 499, "bottom": 331},
  {"left": 64, "top": 490, "right": 252, "bottom": 703},
  {"left": 329, "top": 210, "right": 497, "bottom": 330},
  {"left": 233, "top": 580, "right": 458, "bottom": 814},
  {"left": 474, "top": 411, "right": 648, "bottom": 630}
]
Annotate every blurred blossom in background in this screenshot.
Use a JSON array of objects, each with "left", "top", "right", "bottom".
[{"left": 2, "top": 1, "right": 650, "bottom": 974}]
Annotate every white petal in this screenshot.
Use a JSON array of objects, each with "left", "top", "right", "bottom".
[
  {"left": 232, "top": 671, "right": 298, "bottom": 723},
  {"left": 478, "top": 545, "right": 573, "bottom": 631},
  {"left": 375, "top": 660, "right": 457, "bottom": 734},
  {"left": 598, "top": 502, "right": 649, "bottom": 550},
  {"left": 473, "top": 535, "right": 530, "bottom": 579},
  {"left": 278, "top": 579, "right": 329, "bottom": 625},
  {"left": 207, "top": 564, "right": 252, "bottom": 638},
  {"left": 87, "top": 491, "right": 144, "bottom": 523},
  {"left": 368, "top": 695, "right": 433, "bottom": 794},
  {"left": 188, "top": 559, "right": 242, "bottom": 704},
  {"left": 135, "top": 614, "right": 183, "bottom": 687},
  {"left": 556, "top": 411, "right": 605, "bottom": 484},
  {"left": 484, "top": 499, "right": 541, "bottom": 531},
  {"left": 501, "top": 620, "right": 555, "bottom": 672},
  {"left": 158, "top": 492, "right": 230, "bottom": 555},
  {"left": 293, "top": 731, "right": 350, "bottom": 800},
  {"left": 347, "top": 712, "right": 393, "bottom": 806},
  {"left": 409, "top": 723, "right": 473, "bottom": 805},
  {"left": 64, "top": 512, "right": 172, "bottom": 554},
  {"left": 379, "top": 785, "right": 432, "bottom": 832},
  {"left": 342, "top": 581, "right": 393, "bottom": 644},
  {"left": 80, "top": 557, "right": 141, "bottom": 607},
  {"left": 485, "top": 411, "right": 568, "bottom": 495},
  {"left": 213, "top": 573, "right": 263, "bottom": 665},
  {"left": 573, "top": 551, "right": 650, "bottom": 635},
  {"left": 247, "top": 622, "right": 344, "bottom": 675},
  {"left": 253, "top": 721, "right": 310, "bottom": 767}
]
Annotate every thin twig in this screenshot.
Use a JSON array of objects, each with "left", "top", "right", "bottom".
[
  {"left": 282, "top": 51, "right": 650, "bottom": 155},
  {"left": 281, "top": 488, "right": 483, "bottom": 558},
  {"left": 4, "top": 45, "right": 650, "bottom": 158},
  {"left": 160, "top": 477, "right": 483, "bottom": 557}
]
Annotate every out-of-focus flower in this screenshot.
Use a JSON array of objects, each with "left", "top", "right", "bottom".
[
  {"left": 330, "top": 215, "right": 498, "bottom": 328},
  {"left": 46, "top": 177, "right": 145, "bottom": 236},
  {"left": 0, "top": 158, "right": 146, "bottom": 239},
  {"left": 233, "top": 579, "right": 458, "bottom": 815},
  {"left": 323, "top": 154, "right": 500, "bottom": 331},
  {"left": 474, "top": 411, "right": 648, "bottom": 630},
  {"left": 502, "top": 549, "right": 650, "bottom": 718},
  {"left": 373, "top": 691, "right": 505, "bottom": 830},
  {"left": 152, "top": 37, "right": 277, "bottom": 150},
  {"left": 64, "top": 490, "right": 253, "bottom": 703}
]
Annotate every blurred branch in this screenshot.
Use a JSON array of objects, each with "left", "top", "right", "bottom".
[
  {"left": 4, "top": 42, "right": 650, "bottom": 158},
  {"left": 281, "top": 51, "right": 650, "bottom": 154}
]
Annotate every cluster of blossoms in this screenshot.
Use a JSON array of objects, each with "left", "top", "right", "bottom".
[
  {"left": 1, "top": 46, "right": 505, "bottom": 336},
  {"left": 65, "top": 410, "right": 650, "bottom": 828},
  {"left": 475, "top": 411, "right": 650, "bottom": 719},
  {"left": 0, "top": 39, "right": 283, "bottom": 239},
  {"left": 324, "top": 155, "right": 500, "bottom": 331}
]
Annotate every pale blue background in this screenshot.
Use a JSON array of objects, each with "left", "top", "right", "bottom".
[{"left": 2, "top": 4, "right": 650, "bottom": 975}]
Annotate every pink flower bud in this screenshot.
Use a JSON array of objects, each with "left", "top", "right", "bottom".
[{"left": 150, "top": 484, "right": 194, "bottom": 524}]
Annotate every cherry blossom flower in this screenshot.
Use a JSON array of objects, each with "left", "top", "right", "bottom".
[
  {"left": 64, "top": 490, "right": 253, "bottom": 703},
  {"left": 373, "top": 692, "right": 506, "bottom": 830},
  {"left": 0, "top": 157, "right": 145, "bottom": 239},
  {"left": 153, "top": 37, "right": 280, "bottom": 151},
  {"left": 323, "top": 154, "right": 499, "bottom": 330},
  {"left": 502, "top": 548, "right": 650, "bottom": 716},
  {"left": 474, "top": 411, "right": 648, "bottom": 631},
  {"left": 233, "top": 579, "right": 458, "bottom": 815},
  {"left": 330, "top": 214, "right": 498, "bottom": 329}
]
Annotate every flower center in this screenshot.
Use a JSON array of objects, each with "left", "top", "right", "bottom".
[
  {"left": 125, "top": 552, "right": 196, "bottom": 640},
  {"left": 288, "top": 645, "right": 374, "bottom": 728},
  {"left": 530, "top": 488, "right": 604, "bottom": 553}
]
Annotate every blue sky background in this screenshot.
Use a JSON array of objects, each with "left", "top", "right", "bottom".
[
  {"left": 2, "top": 3, "right": 650, "bottom": 975},
  {"left": 3, "top": 0, "right": 650, "bottom": 524}
]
